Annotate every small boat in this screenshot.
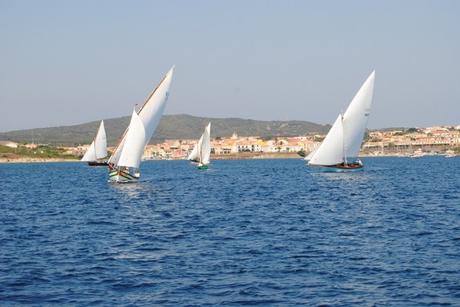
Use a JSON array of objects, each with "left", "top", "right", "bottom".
[
  {"left": 188, "top": 123, "right": 211, "bottom": 170},
  {"left": 410, "top": 149, "right": 426, "bottom": 158},
  {"left": 81, "top": 120, "right": 108, "bottom": 166},
  {"left": 445, "top": 150, "right": 456, "bottom": 158},
  {"left": 107, "top": 66, "right": 174, "bottom": 183},
  {"left": 308, "top": 71, "right": 375, "bottom": 171}
]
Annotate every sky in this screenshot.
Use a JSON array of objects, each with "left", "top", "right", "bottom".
[{"left": 1, "top": 0, "right": 459, "bottom": 131}]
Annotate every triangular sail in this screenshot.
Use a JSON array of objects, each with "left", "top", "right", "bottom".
[
  {"left": 187, "top": 143, "right": 199, "bottom": 161},
  {"left": 81, "top": 141, "right": 96, "bottom": 161},
  {"left": 308, "top": 71, "right": 375, "bottom": 166},
  {"left": 200, "top": 123, "right": 211, "bottom": 165},
  {"left": 195, "top": 134, "right": 204, "bottom": 161},
  {"left": 94, "top": 120, "right": 107, "bottom": 159},
  {"left": 108, "top": 66, "right": 174, "bottom": 167},
  {"left": 117, "top": 110, "right": 146, "bottom": 169},
  {"left": 342, "top": 71, "right": 375, "bottom": 158},
  {"left": 108, "top": 136, "right": 126, "bottom": 165},
  {"left": 81, "top": 120, "right": 107, "bottom": 161},
  {"left": 308, "top": 114, "right": 344, "bottom": 166},
  {"left": 138, "top": 66, "right": 174, "bottom": 148}
]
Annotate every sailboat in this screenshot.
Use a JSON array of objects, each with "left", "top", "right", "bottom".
[
  {"left": 107, "top": 66, "right": 174, "bottom": 183},
  {"left": 188, "top": 122, "right": 211, "bottom": 170},
  {"left": 81, "top": 120, "right": 108, "bottom": 166},
  {"left": 308, "top": 71, "right": 375, "bottom": 171}
]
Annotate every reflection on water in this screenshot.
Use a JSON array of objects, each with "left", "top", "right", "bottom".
[{"left": 109, "top": 181, "right": 146, "bottom": 199}]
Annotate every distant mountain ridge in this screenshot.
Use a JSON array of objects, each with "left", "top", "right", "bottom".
[{"left": 0, "top": 114, "right": 330, "bottom": 146}]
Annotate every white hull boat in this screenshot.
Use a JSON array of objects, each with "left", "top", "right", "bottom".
[{"left": 107, "top": 67, "right": 174, "bottom": 183}]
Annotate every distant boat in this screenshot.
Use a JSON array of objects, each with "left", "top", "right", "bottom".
[
  {"left": 81, "top": 120, "right": 108, "bottom": 166},
  {"left": 188, "top": 122, "right": 211, "bottom": 170},
  {"left": 308, "top": 71, "right": 375, "bottom": 171},
  {"left": 107, "top": 67, "right": 174, "bottom": 183},
  {"left": 410, "top": 149, "right": 426, "bottom": 158},
  {"left": 445, "top": 150, "right": 457, "bottom": 158}
]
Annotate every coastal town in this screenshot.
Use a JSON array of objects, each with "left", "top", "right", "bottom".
[
  {"left": 84, "top": 125, "right": 460, "bottom": 159},
  {"left": 2, "top": 125, "right": 459, "bottom": 163}
]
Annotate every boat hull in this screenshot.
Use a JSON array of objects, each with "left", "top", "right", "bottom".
[
  {"left": 309, "top": 162, "right": 364, "bottom": 173},
  {"left": 108, "top": 167, "right": 139, "bottom": 183},
  {"left": 197, "top": 164, "right": 209, "bottom": 170},
  {"left": 88, "top": 161, "right": 108, "bottom": 166}
]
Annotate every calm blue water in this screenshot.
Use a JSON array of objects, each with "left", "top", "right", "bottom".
[{"left": 0, "top": 157, "right": 459, "bottom": 306}]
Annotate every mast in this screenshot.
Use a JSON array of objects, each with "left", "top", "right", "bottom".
[{"left": 342, "top": 114, "right": 347, "bottom": 165}]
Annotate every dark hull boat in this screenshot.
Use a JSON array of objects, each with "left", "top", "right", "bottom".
[
  {"left": 307, "top": 71, "right": 375, "bottom": 172},
  {"left": 87, "top": 161, "right": 108, "bottom": 166},
  {"left": 81, "top": 120, "right": 108, "bottom": 165},
  {"left": 313, "top": 161, "right": 363, "bottom": 173}
]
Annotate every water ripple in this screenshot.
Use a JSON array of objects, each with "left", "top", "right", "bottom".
[{"left": 0, "top": 157, "right": 459, "bottom": 305}]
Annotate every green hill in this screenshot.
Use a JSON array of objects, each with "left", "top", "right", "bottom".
[{"left": 0, "top": 114, "right": 330, "bottom": 146}]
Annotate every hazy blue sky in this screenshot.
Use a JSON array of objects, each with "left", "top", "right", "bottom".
[{"left": 1, "top": 0, "right": 459, "bottom": 131}]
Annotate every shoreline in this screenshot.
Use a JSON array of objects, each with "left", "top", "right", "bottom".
[
  {"left": 2, "top": 152, "right": 455, "bottom": 164},
  {"left": 0, "top": 158, "right": 80, "bottom": 164}
]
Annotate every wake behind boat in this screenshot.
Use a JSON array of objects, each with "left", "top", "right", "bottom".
[
  {"left": 81, "top": 120, "right": 108, "bottom": 166},
  {"left": 107, "top": 66, "right": 174, "bottom": 183},
  {"left": 308, "top": 71, "right": 375, "bottom": 172},
  {"left": 188, "top": 122, "right": 211, "bottom": 169}
]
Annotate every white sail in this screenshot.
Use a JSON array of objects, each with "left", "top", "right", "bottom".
[
  {"left": 138, "top": 66, "right": 174, "bottom": 147},
  {"left": 199, "top": 122, "right": 211, "bottom": 165},
  {"left": 109, "top": 66, "right": 174, "bottom": 167},
  {"left": 342, "top": 71, "right": 375, "bottom": 158},
  {"left": 308, "top": 71, "right": 375, "bottom": 166},
  {"left": 308, "top": 114, "right": 344, "bottom": 165},
  {"left": 81, "top": 141, "right": 96, "bottom": 161},
  {"left": 81, "top": 120, "right": 107, "bottom": 161},
  {"left": 187, "top": 143, "right": 199, "bottom": 161},
  {"left": 94, "top": 120, "right": 107, "bottom": 159},
  {"left": 108, "top": 133, "right": 126, "bottom": 165},
  {"left": 117, "top": 110, "right": 146, "bottom": 169},
  {"left": 194, "top": 134, "right": 204, "bottom": 162}
]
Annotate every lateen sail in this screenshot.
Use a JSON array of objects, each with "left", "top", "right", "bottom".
[
  {"left": 117, "top": 110, "right": 146, "bottom": 169},
  {"left": 188, "top": 123, "right": 211, "bottom": 165},
  {"left": 81, "top": 120, "right": 107, "bottom": 161},
  {"left": 109, "top": 66, "right": 174, "bottom": 167},
  {"left": 342, "top": 71, "right": 375, "bottom": 159},
  {"left": 308, "top": 71, "right": 375, "bottom": 166},
  {"left": 199, "top": 123, "right": 211, "bottom": 165},
  {"left": 81, "top": 141, "right": 96, "bottom": 162},
  {"left": 308, "top": 114, "right": 344, "bottom": 165},
  {"left": 187, "top": 142, "right": 199, "bottom": 162}
]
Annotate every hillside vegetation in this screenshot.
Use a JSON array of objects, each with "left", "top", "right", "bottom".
[
  {"left": 0, "top": 114, "right": 330, "bottom": 146},
  {"left": 0, "top": 145, "right": 78, "bottom": 160}
]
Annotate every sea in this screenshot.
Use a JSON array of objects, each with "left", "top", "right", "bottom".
[{"left": 0, "top": 157, "right": 459, "bottom": 306}]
